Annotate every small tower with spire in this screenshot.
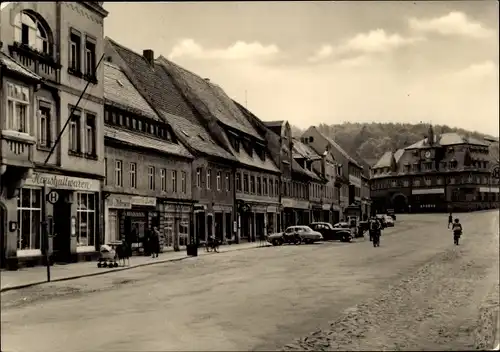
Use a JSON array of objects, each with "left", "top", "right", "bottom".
[{"left": 427, "top": 124, "right": 435, "bottom": 146}]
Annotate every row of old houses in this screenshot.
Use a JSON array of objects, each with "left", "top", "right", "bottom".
[{"left": 0, "top": 2, "right": 370, "bottom": 270}]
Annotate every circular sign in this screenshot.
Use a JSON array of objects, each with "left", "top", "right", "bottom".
[
  {"left": 425, "top": 151, "right": 431, "bottom": 158},
  {"left": 492, "top": 165, "right": 500, "bottom": 180},
  {"left": 46, "top": 190, "right": 60, "bottom": 204}
]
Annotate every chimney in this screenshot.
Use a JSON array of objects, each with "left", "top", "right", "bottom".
[
  {"left": 321, "top": 150, "right": 327, "bottom": 178},
  {"left": 143, "top": 49, "right": 154, "bottom": 66}
]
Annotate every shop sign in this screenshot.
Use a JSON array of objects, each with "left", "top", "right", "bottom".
[
  {"left": 267, "top": 206, "right": 278, "bottom": 213},
  {"left": 25, "top": 172, "right": 100, "bottom": 192},
  {"left": 107, "top": 196, "right": 132, "bottom": 209},
  {"left": 131, "top": 196, "right": 156, "bottom": 207}
]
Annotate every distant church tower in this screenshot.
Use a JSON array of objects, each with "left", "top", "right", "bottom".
[{"left": 427, "top": 124, "right": 435, "bottom": 146}]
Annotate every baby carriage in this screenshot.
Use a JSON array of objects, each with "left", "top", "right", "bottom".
[{"left": 97, "top": 244, "right": 119, "bottom": 268}]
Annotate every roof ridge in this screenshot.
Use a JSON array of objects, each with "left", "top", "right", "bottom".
[{"left": 106, "top": 37, "right": 146, "bottom": 61}]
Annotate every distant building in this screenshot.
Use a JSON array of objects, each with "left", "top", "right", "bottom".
[{"left": 370, "top": 125, "right": 500, "bottom": 213}]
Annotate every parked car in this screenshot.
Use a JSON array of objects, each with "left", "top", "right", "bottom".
[
  {"left": 267, "top": 226, "right": 323, "bottom": 246},
  {"left": 386, "top": 209, "right": 396, "bottom": 221},
  {"left": 384, "top": 215, "right": 395, "bottom": 227},
  {"left": 310, "top": 222, "right": 352, "bottom": 242}
]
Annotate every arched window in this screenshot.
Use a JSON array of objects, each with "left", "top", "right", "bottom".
[{"left": 13, "top": 11, "right": 51, "bottom": 54}]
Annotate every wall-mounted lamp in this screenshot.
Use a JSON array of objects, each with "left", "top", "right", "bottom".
[{"left": 9, "top": 221, "right": 18, "bottom": 232}]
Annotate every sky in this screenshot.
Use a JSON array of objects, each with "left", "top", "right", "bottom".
[{"left": 104, "top": 1, "right": 499, "bottom": 136}]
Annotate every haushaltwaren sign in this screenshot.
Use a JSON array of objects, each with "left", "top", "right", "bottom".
[{"left": 24, "top": 172, "right": 100, "bottom": 192}]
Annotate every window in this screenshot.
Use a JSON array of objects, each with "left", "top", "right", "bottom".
[
  {"left": 115, "top": 160, "right": 123, "bottom": 187},
  {"left": 181, "top": 171, "right": 187, "bottom": 193},
  {"left": 172, "top": 170, "right": 177, "bottom": 192},
  {"left": 37, "top": 101, "right": 51, "bottom": 147},
  {"left": 76, "top": 192, "right": 96, "bottom": 248},
  {"left": 160, "top": 169, "right": 167, "bottom": 192},
  {"left": 196, "top": 168, "right": 202, "bottom": 188},
  {"left": 68, "top": 109, "right": 81, "bottom": 153},
  {"left": 129, "top": 162, "right": 137, "bottom": 189},
  {"left": 84, "top": 36, "right": 96, "bottom": 76},
  {"left": 225, "top": 173, "right": 230, "bottom": 192},
  {"left": 243, "top": 174, "right": 249, "bottom": 193},
  {"left": 206, "top": 169, "right": 211, "bottom": 190},
  {"left": 17, "top": 188, "right": 42, "bottom": 251},
  {"left": 250, "top": 176, "right": 256, "bottom": 194},
  {"left": 257, "top": 177, "right": 262, "bottom": 195},
  {"left": 6, "top": 83, "right": 29, "bottom": 133},
  {"left": 148, "top": 166, "right": 155, "bottom": 190},
  {"left": 263, "top": 178, "right": 268, "bottom": 195},
  {"left": 69, "top": 29, "right": 81, "bottom": 71},
  {"left": 275, "top": 179, "right": 279, "bottom": 197},
  {"left": 13, "top": 11, "right": 51, "bottom": 54},
  {"left": 85, "top": 112, "right": 96, "bottom": 155},
  {"left": 216, "top": 171, "right": 221, "bottom": 191},
  {"left": 236, "top": 173, "right": 242, "bottom": 192}
]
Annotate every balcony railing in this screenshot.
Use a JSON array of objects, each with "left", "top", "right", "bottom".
[
  {"left": 1, "top": 130, "right": 35, "bottom": 168},
  {"left": 8, "top": 42, "right": 61, "bottom": 83}
]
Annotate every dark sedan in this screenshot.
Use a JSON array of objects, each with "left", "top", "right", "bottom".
[{"left": 309, "top": 222, "right": 352, "bottom": 242}]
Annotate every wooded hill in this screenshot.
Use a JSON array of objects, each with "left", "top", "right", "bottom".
[{"left": 291, "top": 122, "right": 499, "bottom": 166}]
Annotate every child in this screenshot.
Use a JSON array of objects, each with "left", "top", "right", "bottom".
[{"left": 451, "top": 218, "right": 462, "bottom": 245}]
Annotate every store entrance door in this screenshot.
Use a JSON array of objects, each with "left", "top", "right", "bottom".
[{"left": 52, "top": 192, "right": 71, "bottom": 263}]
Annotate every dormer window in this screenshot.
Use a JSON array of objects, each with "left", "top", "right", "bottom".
[{"left": 449, "top": 160, "right": 458, "bottom": 169}]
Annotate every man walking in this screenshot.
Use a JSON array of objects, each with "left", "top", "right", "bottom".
[{"left": 448, "top": 212, "right": 453, "bottom": 229}]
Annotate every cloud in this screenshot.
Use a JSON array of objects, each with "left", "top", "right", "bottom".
[
  {"left": 409, "top": 11, "right": 494, "bottom": 39},
  {"left": 308, "top": 29, "right": 423, "bottom": 63},
  {"left": 168, "top": 38, "right": 280, "bottom": 61},
  {"left": 454, "top": 61, "right": 498, "bottom": 80}
]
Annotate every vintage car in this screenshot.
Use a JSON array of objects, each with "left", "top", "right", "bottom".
[
  {"left": 386, "top": 209, "right": 397, "bottom": 221},
  {"left": 267, "top": 225, "right": 323, "bottom": 246},
  {"left": 309, "top": 222, "right": 352, "bottom": 242},
  {"left": 383, "top": 215, "right": 395, "bottom": 227}
]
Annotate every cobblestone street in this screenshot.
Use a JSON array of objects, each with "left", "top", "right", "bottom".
[{"left": 1, "top": 212, "right": 499, "bottom": 351}]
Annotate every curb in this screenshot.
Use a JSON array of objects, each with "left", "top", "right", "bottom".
[{"left": 1, "top": 243, "right": 270, "bottom": 293}]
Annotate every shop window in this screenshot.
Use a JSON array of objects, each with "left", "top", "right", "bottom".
[
  {"left": 164, "top": 220, "right": 174, "bottom": 248},
  {"left": 17, "top": 188, "right": 42, "bottom": 251},
  {"left": 179, "top": 221, "right": 189, "bottom": 246},
  {"left": 76, "top": 192, "right": 96, "bottom": 248}
]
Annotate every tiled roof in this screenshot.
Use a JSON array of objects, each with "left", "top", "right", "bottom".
[
  {"left": 105, "top": 38, "right": 234, "bottom": 161},
  {"left": 291, "top": 158, "right": 321, "bottom": 181},
  {"left": 292, "top": 138, "right": 321, "bottom": 160},
  {"left": 0, "top": 51, "right": 40, "bottom": 80},
  {"left": 156, "top": 56, "right": 264, "bottom": 141},
  {"left": 373, "top": 149, "right": 404, "bottom": 169},
  {"left": 104, "top": 62, "right": 160, "bottom": 121},
  {"left": 158, "top": 109, "right": 236, "bottom": 161},
  {"left": 405, "top": 132, "right": 488, "bottom": 149},
  {"left": 264, "top": 120, "right": 285, "bottom": 128},
  {"left": 104, "top": 125, "right": 193, "bottom": 159},
  {"left": 311, "top": 127, "right": 361, "bottom": 168},
  {"left": 224, "top": 134, "right": 279, "bottom": 173}
]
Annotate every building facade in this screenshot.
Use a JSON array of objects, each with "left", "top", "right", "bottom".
[
  {"left": 102, "top": 61, "right": 194, "bottom": 252},
  {"left": 301, "top": 126, "right": 367, "bottom": 220},
  {"left": 370, "top": 126, "right": 500, "bottom": 213},
  {"left": 0, "top": 2, "right": 108, "bottom": 269},
  {"left": 156, "top": 56, "right": 281, "bottom": 242},
  {"left": 104, "top": 39, "right": 237, "bottom": 245}
]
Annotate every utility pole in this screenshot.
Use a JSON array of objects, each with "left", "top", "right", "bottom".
[{"left": 40, "top": 53, "right": 105, "bottom": 282}]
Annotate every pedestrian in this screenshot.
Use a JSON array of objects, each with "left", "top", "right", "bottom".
[
  {"left": 368, "top": 216, "right": 380, "bottom": 242},
  {"left": 143, "top": 229, "right": 151, "bottom": 256},
  {"left": 150, "top": 227, "right": 160, "bottom": 258},
  {"left": 451, "top": 218, "right": 463, "bottom": 245},
  {"left": 448, "top": 212, "right": 453, "bottom": 229}
]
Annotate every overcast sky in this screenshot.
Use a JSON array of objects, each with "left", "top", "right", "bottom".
[{"left": 104, "top": 1, "right": 499, "bottom": 136}]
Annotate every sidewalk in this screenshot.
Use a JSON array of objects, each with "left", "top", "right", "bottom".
[{"left": 1, "top": 241, "right": 269, "bottom": 292}]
